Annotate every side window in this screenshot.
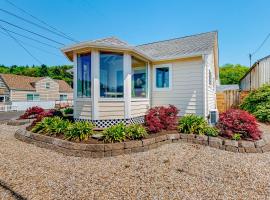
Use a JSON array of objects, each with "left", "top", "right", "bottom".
[
  {"left": 46, "top": 82, "right": 50, "bottom": 89},
  {"left": 27, "top": 94, "right": 40, "bottom": 101},
  {"left": 154, "top": 64, "right": 172, "bottom": 91},
  {"left": 60, "top": 94, "right": 68, "bottom": 101}
]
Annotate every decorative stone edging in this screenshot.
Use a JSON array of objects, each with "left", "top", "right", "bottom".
[
  {"left": 14, "top": 129, "right": 270, "bottom": 158},
  {"left": 7, "top": 119, "right": 32, "bottom": 126}
]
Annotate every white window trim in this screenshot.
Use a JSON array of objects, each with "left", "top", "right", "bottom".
[
  {"left": 153, "top": 64, "right": 172, "bottom": 91},
  {"left": 27, "top": 93, "right": 40, "bottom": 102}
]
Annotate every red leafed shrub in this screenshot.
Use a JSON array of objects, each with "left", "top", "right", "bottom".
[
  {"left": 217, "top": 109, "right": 262, "bottom": 140},
  {"left": 145, "top": 105, "right": 179, "bottom": 133},
  {"left": 20, "top": 106, "right": 44, "bottom": 119},
  {"left": 31, "top": 110, "right": 54, "bottom": 126}
]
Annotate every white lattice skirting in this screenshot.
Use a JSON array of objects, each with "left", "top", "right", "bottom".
[{"left": 75, "top": 116, "right": 145, "bottom": 128}]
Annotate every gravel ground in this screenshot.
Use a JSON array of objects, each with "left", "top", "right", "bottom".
[{"left": 1, "top": 124, "right": 270, "bottom": 200}]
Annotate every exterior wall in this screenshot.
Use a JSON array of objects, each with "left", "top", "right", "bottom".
[
  {"left": 10, "top": 90, "right": 30, "bottom": 101},
  {"left": 131, "top": 100, "right": 150, "bottom": 117},
  {"left": 36, "top": 78, "right": 59, "bottom": 101},
  {"left": 12, "top": 101, "right": 55, "bottom": 111},
  {"left": 151, "top": 58, "right": 204, "bottom": 116},
  {"left": 74, "top": 99, "right": 92, "bottom": 120},
  {"left": 0, "top": 77, "right": 9, "bottom": 95},
  {"left": 205, "top": 52, "right": 217, "bottom": 113},
  {"left": 240, "top": 57, "right": 270, "bottom": 91},
  {"left": 99, "top": 101, "right": 125, "bottom": 120}
]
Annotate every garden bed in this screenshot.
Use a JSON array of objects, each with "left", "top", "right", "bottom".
[{"left": 14, "top": 125, "right": 270, "bottom": 158}]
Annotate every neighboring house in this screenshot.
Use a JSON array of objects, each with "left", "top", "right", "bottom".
[
  {"left": 61, "top": 31, "right": 219, "bottom": 127},
  {"left": 217, "top": 84, "right": 239, "bottom": 92},
  {"left": 240, "top": 55, "right": 270, "bottom": 91},
  {"left": 0, "top": 74, "right": 73, "bottom": 111}
]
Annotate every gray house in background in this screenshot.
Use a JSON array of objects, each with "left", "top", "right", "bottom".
[{"left": 240, "top": 55, "right": 270, "bottom": 91}]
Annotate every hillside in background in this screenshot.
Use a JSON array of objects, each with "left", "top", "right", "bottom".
[
  {"left": 0, "top": 64, "right": 73, "bottom": 86},
  {"left": 219, "top": 64, "right": 249, "bottom": 85}
]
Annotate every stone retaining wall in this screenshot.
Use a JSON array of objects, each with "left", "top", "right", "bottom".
[{"left": 14, "top": 129, "right": 270, "bottom": 158}]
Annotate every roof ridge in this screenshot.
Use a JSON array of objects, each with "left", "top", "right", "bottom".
[{"left": 136, "top": 30, "right": 217, "bottom": 47}]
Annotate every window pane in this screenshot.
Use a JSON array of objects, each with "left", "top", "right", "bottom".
[
  {"left": 60, "top": 95, "right": 67, "bottom": 101},
  {"left": 33, "top": 94, "right": 40, "bottom": 101},
  {"left": 100, "top": 52, "right": 123, "bottom": 98},
  {"left": 132, "top": 57, "right": 147, "bottom": 98},
  {"left": 77, "top": 53, "right": 91, "bottom": 97},
  {"left": 46, "top": 83, "right": 50, "bottom": 89},
  {"left": 27, "top": 94, "right": 33, "bottom": 101},
  {"left": 156, "top": 67, "right": 169, "bottom": 88}
]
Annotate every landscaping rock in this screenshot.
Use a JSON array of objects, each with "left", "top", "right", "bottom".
[
  {"left": 166, "top": 133, "right": 180, "bottom": 140},
  {"left": 187, "top": 134, "right": 196, "bottom": 142},
  {"left": 262, "top": 143, "right": 270, "bottom": 152},
  {"left": 224, "top": 139, "right": 238, "bottom": 147},
  {"left": 142, "top": 138, "right": 155, "bottom": 146},
  {"left": 209, "top": 137, "right": 223, "bottom": 149},
  {"left": 196, "top": 135, "right": 208, "bottom": 145},
  {"left": 225, "top": 145, "right": 238, "bottom": 152},
  {"left": 85, "top": 144, "right": 104, "bottom": 152},
  {"left": 91, "top": 134, "right": 103, "bottom": 140},
  {"left": 104, "top": 143, "right": 124, "bottom": 151},
  {"left": 111, "top": 149, "right": 125, "bottom": 156},
  {"left": 155, "top": 135, "right": 167, "bottom": 143},
  {"left": 124, "top": 141, "right": 142, "bottom": 149},
  {"left": 255, "top": 139, "right": 266, "bottom": 148},
  {"left": 239, "top": 140, "right": 255, "bottom": 148}
]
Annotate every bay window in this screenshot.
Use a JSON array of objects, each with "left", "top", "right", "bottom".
[
  {"left": 77, "top": 53, "right": 91, "bottom": 97},
  {"left": 100, "top": 52, "right": 123, "bottom": 98},
  {"left": 132, "top": 57, "right": 148, "bottom": 98}
]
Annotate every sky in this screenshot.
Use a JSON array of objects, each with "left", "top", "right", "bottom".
[{"left": 0, "top": 0, "right": 269, "bottom": 67}]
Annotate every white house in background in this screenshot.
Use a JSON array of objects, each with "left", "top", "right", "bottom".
[
  {"left": 0, "top": 74, "right": 73, "bottom": 111},
  {"left": 240, "top": 55, "right": 270, "bottom": 91},
  {"left": 61, "top": 31, "right": 219, "bottom": 128}
]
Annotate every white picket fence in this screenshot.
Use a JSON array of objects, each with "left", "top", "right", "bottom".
[{"left": 0, "top": 105, "right": 18, "bottom": 112}]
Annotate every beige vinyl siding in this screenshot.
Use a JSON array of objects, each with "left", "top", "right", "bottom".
[
  {"left": 131, "top": 100, "right": 150, "bottom": 117},
  {"left": 206, "top": 52, "right": 216, "bottom": 111},
  {"left": 240, "top": 57, "right": 270, "bottom": 91},
  {"left": 74, "top": 99, "right": 92, "bottom": 119},
  {"left": 99, "top": 101, "right": 124, "bottom": 120},
  {"left": 35, "top": 78, "right": 59, "bottom": 101},
  {"left": 10, "top": 90, "right": 31, "bottom": 101},
  {"left": 0, "top": 77, "right": 9, "bottom": 95},
  {"left": 151, "top": 59, "right": 204, "bottom": 116}
]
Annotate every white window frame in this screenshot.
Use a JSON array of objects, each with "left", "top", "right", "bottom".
[
  {"left": 45, "top": 82, "right": 50, "bottom": 89},
  {"left": 153, "top": 64, "right": 172, "bottom": 91},
  {"left": 60, "top": 94, "right": 68, "bottom": 101}
]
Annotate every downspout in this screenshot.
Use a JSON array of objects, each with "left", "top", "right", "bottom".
[{"left": 202, "top": 54, "right": 208, "bottom": 119}]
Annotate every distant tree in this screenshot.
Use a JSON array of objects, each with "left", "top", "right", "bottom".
[
  {"left": 219, "top": 64, "right": 249, "bottom": 85},
  {"left": 39, "top": 64, "right": 49, "bottom": 77}
]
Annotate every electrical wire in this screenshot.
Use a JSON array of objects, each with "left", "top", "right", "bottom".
[
  {"left": 4, "top": 0, "right": 78, "bottom": 43},
  {"left": 0, "top": 24, "right": 42, "bottom": 64},
  {"left": 0, "top": 19, "right": 65, "bottom": 45}
]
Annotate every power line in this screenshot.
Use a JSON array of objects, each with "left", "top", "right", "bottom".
[
  {"left": 0, "top": 8, "right": 79, "bottom": 43},
  {"left": 0, "top": 24, "right": 42, "bottom": 64},
  {"left": 0, "top": 26, "right": 59, "bottom": 49},
  {"left": 0, "top": 30, "right": 62, "bottom": 57},
  {"left": 249, "top": 33, "right": 270, "bottom": 67},
  {"left": 4, "top": 0, "right": 78, "bottom": 43},
  {"left": 0, "top": 19, "right": 65, "bottom": 45}
]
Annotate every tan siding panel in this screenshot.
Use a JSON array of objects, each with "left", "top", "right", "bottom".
[
  {"left": 74, "top": 100, "right": 92, "bottom": 119},
  {"left": 99, "top": 101, "right": 125, "bottom": 119}
]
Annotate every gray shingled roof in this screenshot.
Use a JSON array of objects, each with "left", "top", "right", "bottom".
[
  {"left": 91, "top": 37, "right": 130, "bottom": 47},
  {"left": 136, "top": 31, "right": 217, "bottom": 60}
]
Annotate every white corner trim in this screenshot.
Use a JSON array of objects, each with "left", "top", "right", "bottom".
[
  {"left": 124, "top": 53, "right": 132, "bottom": 118},
  {"left": 91, "top": 50, "right": 100, "bottom": 120},
  {"left": 152, "top": 63, "right": 172, "bottom": 92}
]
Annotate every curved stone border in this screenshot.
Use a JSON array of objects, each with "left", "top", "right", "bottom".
[{"left": 14, "top": 129, "right": 270, "bottom": 158}]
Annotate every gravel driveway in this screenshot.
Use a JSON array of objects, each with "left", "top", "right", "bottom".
[{"left": 1, "top": 124, "right": 270, "bottom": 199}]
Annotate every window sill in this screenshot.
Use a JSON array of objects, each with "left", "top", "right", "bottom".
[
  {"left": 131, "top": 98, "right": 149, "bottom": 102},
  {"left": 99, "top": 98, "right": 124, "bottom": 102}
]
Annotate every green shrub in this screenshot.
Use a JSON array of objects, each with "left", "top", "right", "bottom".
[
  {"left": 64, "top": 121, "right": 94, "bottom": 141},
  {"left": 253, "top": 104, "right": 270, "bottom": 122},
  {"left": 102, "top": 123, "right": 126, "bottom": 143},
  {"left": 126, "top": 124, "right": 148, "bottom": 140},
  {"left": 205, "top": 126, "right": 220, "bottom": 137},
  {"left": 31, "top": 117, "right": 70, "bottom": 136},
  {"left": 178, "top": 115, "right": 208, "bottom": 135},
  {"left": 240, "top": 84, "right": 270, "bottom": 122},
  {"left": 63, "top": 108, "right": 73, "bottom": 115},
  {"left": 232, "top": 133, "right": 241, "bottom": 140}
]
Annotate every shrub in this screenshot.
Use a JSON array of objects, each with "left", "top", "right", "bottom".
[
  {"left": 178, "top": 115, "right": 208, "bottom": 135},
  {"left": 126, "top": 124, "right": 148, "bottom": 140},
  {"left": 31, "top": 110, "right": 54, "bottom": 127},
  {"left": 232, "top": 133, "right": 241, "bottom": 141},
  {"left": 240, "top": 84, "right": 270, "bottom": 122},
  {"left": 64, "top": 121, "right": 94, "bottom": 141},
  {"left": 205, "top": 126, "right": 220, "bottom": 137},
  {"left": 145, "top": 105, "right": 179, "bottom": 133},
  {"left": 102, "top": 123, "right": 126, "bottom": 143},
  {"left": 31, "top": 117, "right": 56, "bottom": 134},
  {"left": 217, "top": 109, "right": 261, "bottom": 140},
  {"left": 253, "top": 104, "right": 270, "bottom": 122},
  {"left": 20, "top": 106, "right": 44, "bottom": 119},
  {"left": 63, "top": 108, "right": 73, "bottom": 115}
]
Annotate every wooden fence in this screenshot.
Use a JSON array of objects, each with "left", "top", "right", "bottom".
[{"left": 217, "top": 90, "right": 249, "bottom": 113}]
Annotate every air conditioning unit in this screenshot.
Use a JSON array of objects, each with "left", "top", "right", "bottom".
[{"left": 209, "top": 109, "right": 219, "bottom": 125}]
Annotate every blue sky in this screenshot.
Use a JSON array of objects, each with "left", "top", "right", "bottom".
[{"left": 0, "top": 0, "right": 269, "bottom": 67}]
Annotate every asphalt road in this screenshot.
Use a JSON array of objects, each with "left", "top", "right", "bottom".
[{"left": 0, "top": 111, "right": 24, "bottom": 122}]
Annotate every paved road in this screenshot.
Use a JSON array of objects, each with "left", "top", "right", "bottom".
[{"left": 0, "top": 111, "right": 24, "bottom": 122}]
